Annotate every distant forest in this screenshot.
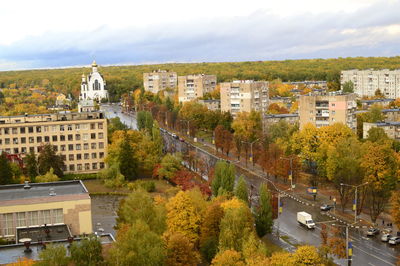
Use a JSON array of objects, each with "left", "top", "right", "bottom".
[{"left": 1, "top": 56, "right": 400, "bottom": 101}]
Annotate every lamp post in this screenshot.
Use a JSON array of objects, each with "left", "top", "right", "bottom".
[
  {"left": 242, "top": 138, "right": 260, "bottom": 166},
  {"left": 332, "top": 223, "right": 352, "bottom": 266},
  {"left": 340, "top": 182, "right": 369, "bottom": 224},
  {"left": 280, "top": 156, "right": 295, "bottom": 191}
]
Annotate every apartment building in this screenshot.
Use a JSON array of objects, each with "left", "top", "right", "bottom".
[
  {"left": 0, "top": 112, "right": 107, "bottom": 174},
  {"left": 143, "top": 70, "right": 177, "bottom": 94},
  {"left": 220, "top": 80, "right": 269, "bottom": 117},
  {"left": 178, "top": 74, "right": 217, "bottom": 103},
  {"left": 198, "top": 99, "right": 221, "bottom": 111},
  {"left": 341, "top": 69, "right": 400, "bottom": 98},
  {"left": 363, "top": 121, "right": 400, "bottom": 140},
  {"left": 299, "top": 92, "right": 357, "bottom": 129},
  {"left": 262, "top": 113, "right": 299, "bottom": 133},
  {"left": 0, "top": 180, "right": 92, "bottom": 241}
]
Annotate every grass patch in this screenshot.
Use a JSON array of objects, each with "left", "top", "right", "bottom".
[{"left": 262, "top": 237, "right": 283, "bottom": 256}]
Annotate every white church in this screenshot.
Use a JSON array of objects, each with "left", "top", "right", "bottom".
[{"left": 80, "top": 61, "right": 108, "bottom": 102}]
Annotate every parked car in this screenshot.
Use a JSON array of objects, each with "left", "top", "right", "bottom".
[
  {"left": 388, "top": 236, "right": 400, "bottom": 245},
  {"left": 320, "top": 204, "right": 333, "bottom": 211},
  {"left": 381, "top": 233, "right": 392, "bottom": 242},
  {"left": 179, "top": 137, "right": 185, "bottom": 142},
  {"left": 171, "top": 133, "right": 179, "bottom": 139},
  {"left": 367, "top": 228, "right": 380, "bottom": 236}
]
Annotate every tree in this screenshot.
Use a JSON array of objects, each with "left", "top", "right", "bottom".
[
  {"left": 342, "top": 81, "right": 354, "bottom": 93},
  {"left": 292, "top": 245, "right": 323, "bottom": 265},
  {"left": 390, "top": 191, "right": 400, "bottom": 229},
  {"left": 269, "top": 251, "right": 294, "bottom": 265},
  {"left": 235, "top": 175, "right": 249, "bottom": 204},
  {"left": 166, "top": 232, "right": 200, "bottom": 266},
  {"left": 214, "top": 125, "right": 224, "bottom": 153},
  {"left": 0, "top": 152, "right": 13, "bottom": 185},
  {"left": 116, "top": 189, "right": 166, "bottom": 234},
  {"left": 156, "top": 153, "right": 182, "bottom": 180},
  {"left": 152, "top": 120, "right": 163, "bottom": 157},
  {"left": 37, "top": 144, "right": 64, "bottom": 178},
  {"left": 367, "top": 127, "right": 390, "bottom": 143},
  {"left": 255, "top": 183, "right": 273, "bottom": 237},
  {"left": 108, "top": 117, "right": 128, "bottom": 140},
  {"left": 211, "top": 250, "right": 245, "bottom": 266},
  {"left": 327, "top": 226, "right": 346, "bottom": 259},
  {"left": 241, "top": 232, "right": 268, "bottom": 264},
  {"left": 70, "top": 237, "right": 104, "bottom": 266},
  {"left": 200, "top": 203, "right": 224, "bottom": 263},
  {"left": 211, "top": 160, "right": 235, "bottom": 196},
  {"left": 108, "top": 221, "right": 166, "bottom": 266},
  {"left": 118, "top": 131, "right": 138, "bottom": 180},
  {"left": 6, "top": 258, "right": 35, "bottom": 266},
  {"left": 222, "top": 129, "right": 233, "bottom": 156},
  {"left": 24, "top": 151, "right": 38, "bottom": 180},
  {"left": 166, "top": 191, "right": 201, "bottom": 244},
  {"left": 36, "top": 244, "right": 69, "bottom": 266},
  {"left": 137, "top": 111, "right": 153, "bottom": 133},
  {"left": 36, "top": 168, "right": 60, "bottom": 183}
]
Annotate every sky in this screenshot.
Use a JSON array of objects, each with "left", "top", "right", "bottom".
[{"left": 0, "top": 0, "right": 399, "bottom": 70}]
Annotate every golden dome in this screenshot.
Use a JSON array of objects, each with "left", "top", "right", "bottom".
[
  {"left": 92, "top": 60, "right": 98, "bottom": 67},
  {"left": 81, "top": 73, "right": 85, "bottom": 78}
]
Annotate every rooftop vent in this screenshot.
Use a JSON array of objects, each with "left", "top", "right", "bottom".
[
  {"left": 49, "top": 188, "right": 56, "bottom": 196},
  {"left": 23, "top": 181, "right": 31, "bottom": 190}
]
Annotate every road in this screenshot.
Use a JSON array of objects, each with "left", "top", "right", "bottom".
[{"left": 102, "top": 104, "right": 400, "bottom": 266}]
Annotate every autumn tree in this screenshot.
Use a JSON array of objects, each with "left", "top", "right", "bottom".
[
  {"left": 214, "top": 125, "right": 224, "bottom": 153},
  {"left": 118, "top": 131, "right": 138, "bottom": 180},
  {"left": 70, "top": 237, "right": 104, "bottom": 266},
  {"left": 24, "top": 151, "right": 38, "bottom": 180},
  {"left": 211, "top": 160, "right": 235, "bottom": 196},
  {"left": 36, "top": 168, "right": 60, "bottom": 183},
  {"left": 166, "top": 232, "right": 200, "bottom": 266},
  {"left": 152, "top": 120, "right": 163, "bottom": 157},
  {"left": 292, "top": 245, "right": 323, "bottom": 265},
  {"left": 255, "top": 183, "right": 273, "bottom": 237},
  {"left": 36, "top": 244, "right": 69, "bottom": 266},
  {"left": 200, "top": 203, "right": 224, "bottom": 263},
  {"left": 390, "top": 191, "right": 400, "bottom": 229},
  {"left": 342, "top": 80, "right": 354, "bottom": 93},
  {"left": 235, "top": 175, "right": 249, "bottom": 204},
  {"left": 0, "top": 152, "right": 13, "bottom": 185},
  {"left": 107, "top": 117, "right": 128, "bottom": 140},
  {"left": 222, "top": 129, "right": 233, "bottom": 156},
  {"left": 211, "top": 250, "right": 245, "bottom": 266},
  {"left": 156, "top": 153, "right": 182, "bottom": 180},
  {"left": 327, "top": 226, "right": 346, "bottom": 259},
  {"left": 37, "top": 144, "right": 64, "bottom": 178},
  {"left": 166, "top": 191, "right": 202, "bottom": 244},
  {"left": 137, "top": 111, "right": 153, "bottom": 133}
]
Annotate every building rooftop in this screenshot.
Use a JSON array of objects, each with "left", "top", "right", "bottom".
[
  {"left": 0, "top": 180, "right": 88, "bottom": 203},
  {"left": 264, "top": 113, "right": 299, "bottom": 118},
  {"left": 360, "top": 98, "right": 395, "bottom": 103},
  {"left": 0, "top": 111, "right": 104, "bottom": 125}
]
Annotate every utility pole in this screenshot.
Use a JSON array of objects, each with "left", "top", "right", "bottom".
[
  {"left": 280, "top": 156, "right": 295, "bottom": 190},
  {"left": 340, "top": 182, "right": 369, "bottom": 224}
]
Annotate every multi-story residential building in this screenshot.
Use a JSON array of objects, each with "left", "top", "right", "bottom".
[
  {"left": 360, "top": 98, "right": 395, "bottom": 109},
  {"left": 285, "top": 81, "right": 327, "bottom": 89},
  {"left": 178, "top": 74, "right": 217, "bottom": 103},
  {"left": 363, "top": 121, "right": 400, "bottom": 140},
  {"left": 341, "top": 69, "right": 400, "bottom": 98},
  {"left": 0, "top": 180, "right": 92, "bottom": 241},
  {"left": 143, "top": 70, "right": 177, "bottom": 94},
  {"left": 0, "top": 112, "right": 107, "bottom": 174},
  {"left": 262, "top": 113, "right": 299, "bottom": 133},
  {"left": 220, "top": 80, "right": 269, "bottom": 117},
  {"left": 299, "top": 92, "right": 357, "bottom": 129},
  {"left": 198, "top": 99, "right": 221, "bottom": 111}
]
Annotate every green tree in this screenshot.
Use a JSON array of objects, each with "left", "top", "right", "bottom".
[
  {"left": 70, "top": 237, "right": 104, "bottom": 266},
  {"left": 37, "top": 144, "right": 64, "bottom": 178},
  {"left": 36, "top": 168, "right": 60, "bottom": 183},
  {"left": 211, "top": 160, "right": 235, "bottom": 196},
  {"left": 24, "top": 151, "right": 38, "bottom": 180},
  {"left": 118, "top": 131, "right": 138, "bottom": 180},
  {"left": 137, "top": 111, "right": 153, "bottom": 133},
  {"left": 255, "top": 183, "right": 273, "bottom": 237},
  {"left": 152, "top": 121, "right": 163, "bottom": 157},
  {"left": 0, "top": 153, "right": 13, "bottom": 185},
  {"left": 108, "top": 221, "right": 166, "bottom": 266},
  {"left": 342, "top": 81, "right": 354, "bottom": 93},
  {"left": 108, "top": 117, "right": 128, "bottom": 140},
  {"left": 367, "top": 127, "right": 390, "bottom": 143},
  {"left": 235, "top": 175, "right": 249, "bottom": 204},
  {"left": 156, "top": 153, "right": 182, "bottom": 180},
  {"left": 36, "top": 244, "right": 69, "bottom": 266}
]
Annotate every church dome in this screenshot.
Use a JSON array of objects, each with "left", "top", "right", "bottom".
[
  {"left": 81, "top": 73, "right": 85, "bottom": 78},
  {"left": 92, "top": 60, "right": 98, "bottom": 67}
]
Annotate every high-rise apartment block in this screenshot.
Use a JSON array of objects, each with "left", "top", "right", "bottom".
[
  {"left": 143, "top": 70, "right": 177, "bottom": 94},
  {"left": 220, "top": 80, "right": 269, "bottom": 117},
  {"left": 178, "top": 74, "right": 217, "bottom": 103},
  {"left": 299, "top": 92, "right": 357, "bottom": 129},
  {"left": 341, "top": 69, "right": 400, "bottom": 98},
  {"left": 0, "top": 112, "right": 107, "bottom": 174}
]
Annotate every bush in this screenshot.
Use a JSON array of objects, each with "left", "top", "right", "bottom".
[
  {"left": 127, "top": 180, "right": 156, "bottom": 192},
  {"left": 35, "top": 168, "right": 60, "bottom": 183},
  {"left": 104, "top": 172, "right": 125, "bottom": 188},
  {"left": 62, "top": 173, "right": 98, "bottom": 180}
]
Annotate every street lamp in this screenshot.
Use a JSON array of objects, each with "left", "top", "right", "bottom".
[
  {"left": 280, "top": 156, "right": 295, "bottom": 191},
  {"left": 242, "top": 138, "right": 260, "bottom": 166},
  {"left": 340, "top": 182, "right": 369, "bottom": 224},
  {"left": 332, "top": 223, "right": 353, "bottom": 266}
]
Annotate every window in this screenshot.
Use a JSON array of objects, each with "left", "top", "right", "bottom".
[
  {"left": 17, "top": 212, "right": 26, "bottom": 227},
  {"left": 44, "top": 126, "right": 49, "bottom": 132},
  {"left": 53, "top": 146, "right": 58, "bottom": 152},
  {"left": 4, "top": 128, "right": 9, "bottom": 134},
  {"left": 85, "top": 163, "right": 90, "bottom": 170},
  {"left": 84, "top": 153, "right": 89, "bottom": 159},
  {"left": 1, "top": 213, "right": 14, "bottom": 236},
  {"left": 99, "top": 142, "right": 104, "bottom": 149},
  {"left": 68, "top": 144, "right": 74, "bottom": 151},
  {"left": 54, "top": 209, "right": 63, "bottom": 224},
  {"left": 91, "top": 153, "right": 97, "bottom": 159},
  {"left": 13, "top": 148, "right": 19, "bottom": 154},
  {"left": 60, "top": 135, "right": 65, "bottom": 141},
  {"left": 83, "top": 133, "right": 89, "bottom": 141},
  {"left": 100, "top": 162, "right": 105, "bottom": 169},
  {"left": 91, "top": 143, "right": 97, "bottom": 149},
  {"left": 30, "top": 211, "right": 39, "bottom": 226},
  {"left": 60, "top": 145, "right": 66, "bottom": 151},
  {"left": 75, "top": 124, "right": 80, "bottom": 130},
  {"left": 28, "top": 127, "right": 33, "bottom": 133},
  {"left": 98, "top": 123, "right": 103, "bottom": 129},
  {"left": 76, "top": 144, "right": 81, "bottom": 150},
  {"left": 37, "top": 136, "right": 42, "bottom": 143},
  {"left": 43, "top": 210, "right": 51, "bottom": 224},
  {"left": 20, "top": 127, "right": 26, "bottom": 134},
  {"left": 21, "top": 147, "right": 27, "bottom": 153},
  {"left": 29, "top": 147, "right": 34, "bottom": 153},
  {"left": 67, "top": 125, "right": 72, "bottom": 131},
  {"left": 90, "top": 123, "right": 96, "bottom": 130},
  {"left": 77, "top": 154, "right": 82, "bottom": 160},
  {"left": 12, "top": 128, "right": 18, "bottom": 134},
  {"left": 68, "top": 154, "right": 74, "bottom": 161},
  {"left": 60, "top": 125, "right": 65, "bottom": 131},
  {"left": 77, "top": 164, "right": 82, "bottom": 171},
  {"left": 331, "top": 103, "right": 336, "bottom": 107},
  {"left": 92, "top": 163, "right": 97, "bottom": 169},
  {"left": 61, "top": 155, "right": 66, "bottom": 161},
  {"left": 98, "top": 133, "right": 104, "bottom": 139},
  {"left": 75, "top": 134, "right": 81, "bottom": 141},
  {"left": 91, "top": 133, "right": 96, "bottom": 139},
  {"left": 68, "top": 134, "right": 73, "bottom": 141},
  {"left": 99, "top": 152, "right": 104, "bottom": 158},
  {"left": 44, "top": 136, "right": 50, "bottom": 142},
  {"left": 69, "top": 164, "right": 75, "bottom": 171},
  {"left": 21, "top": 137, "right": 26, "bottom": 144},
  {"left": 84, "top": 143, "right": 89, "bottom": 150},
  {"left": 13, "top": 138, "right": 18, "bottom": 144},
  {"left": 36, "top": 126, "right": 42, "bottom": 133},
  {"left": 52, "top": 126, "right": 57, "bottom": 132}
]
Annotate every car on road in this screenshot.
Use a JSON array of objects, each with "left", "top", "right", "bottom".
[
  {"left": 381, "top": 233, "right": 392, "bottom": 242},
  {"left": 320, "top": 204, "right": 333, "bottom": 211},
  {"left": 388, "top": 236, "right": 400, "bottom": 245},
  {"left": 367, "top": 228, "right": 380, "bottom": 236},
  {"left": 171, "top": 133, "right": 179, "bottom": 139},
  {"left": 179, "top": 137, "right": 185, "bottom": 142}
]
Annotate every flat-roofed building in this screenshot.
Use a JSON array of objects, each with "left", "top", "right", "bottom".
[
  {"left": 262, "top": 113, "right": 299, "bottom": 133},
  {"left": 299, "top": 92, "right": 357, "bottom": 129},
  {"left": 178, "top": 74, "right": 217, "bottom": 103},
  {"left": 341, "top": 69, "right": 400, "bottom": 98},
  {"left": 363, "top": 121, "right": 400, "bottom": 140},
  {"left": 0, "top": 180, "right": 92, "bottom": 242},
  {"left": 143, "top": 70, "right": 177, "bottom": 94},
  {"left": 0, "top": 111, "right": 107, "bottom": 174},
  {"left": 220, "top": 80, "right": 269, "bottom": 118},
  {"left": 198, "top": 99, "right": 221, "bottom": 111},
  {"left": 360, "top": 98, "right": 395, "bottom": 109}
]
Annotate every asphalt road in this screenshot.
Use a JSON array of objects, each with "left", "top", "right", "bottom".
[{"left": 102, "top": 104, "right": 400, "bottom": 266}]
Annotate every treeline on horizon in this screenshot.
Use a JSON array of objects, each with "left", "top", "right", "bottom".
[{"left": 1, "top": 56, "right": 400, "bottom": 101}]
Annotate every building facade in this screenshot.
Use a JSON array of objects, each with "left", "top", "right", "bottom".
[
  {"left": 220, "top": 80, "right": 269, "bottom": 117},
  {"left": 198, "top": 99, "right": 221, "bottom": 111},
  {"left": 262, "top": 113, "right": 299, "bottom": 133},
  {"left": 143, "top": 70, "right": 177, "bottom": 94},
  {"left": 363, "top": 121, "right": 400, "bottom": 140},
  {"left": 178, "top": 74, "right": 217, "bottom": 103},
  {"left": 0, "top": 112, "right": 107, "bottom": 174},
  {"left": 80, "top": 61, "right": 108, "bottom": 102},
  {"left": 299, "top": 92, "right": 357, "bottom": 129},
  {"left": 0, "top": 180, "right": 92, "bottom": 241},
  {"left": 341, "top": 69, "right": 400, "bottom": 98}
]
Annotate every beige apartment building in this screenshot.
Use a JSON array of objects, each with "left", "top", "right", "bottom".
[
  {"left": 143, "top": 70, "right": 177, "bottom": 94},
  {"left": 198, "top": 99, "right": 221, "bottom": 111},
  {"left": 341, "top": 69, "right": 400, "bottom": 98},
  {"left": 220, "top": 80, "right": 269, "bottom": 117},
  {"left": 178, "top": 74, "right": 217, "bottom": 103},
  {"left": 363, "top": 121, "right": 400, "bottom": 140},
  {"left": 0, "top": 112, "right": 107, "bottom": 174},
  {"left": 299, "top": 92, "right": 357, "bottom": 130}
]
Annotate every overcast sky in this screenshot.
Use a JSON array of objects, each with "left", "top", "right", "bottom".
[{"left": 0, "top": 0, "right": 399, "bottom": 70}]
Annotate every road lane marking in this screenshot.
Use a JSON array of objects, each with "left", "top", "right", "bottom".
[{"left": 353, "top": 244, "right": 395, "bottom": 266}]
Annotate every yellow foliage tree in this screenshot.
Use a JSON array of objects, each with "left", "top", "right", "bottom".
[
  {"left": 6, "top": 258, "right": 35, "bottom": 266},
  {"left": 269, "top": 251, "right": 294, "bottom": 265},
  {"left": 211, "top": 250, "right": 245, "bottom": 266},
  {"left": 390, "top": 191, "right": 400, "bottom": 229},
  {"left": 292, "top": 245, "right": 323, "bottom": 265},
  {"left": 220, "top": 197, "right": 246, "bottom": 211}
]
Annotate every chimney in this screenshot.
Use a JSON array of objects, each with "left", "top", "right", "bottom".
[{"left": 23, "top": 181, "right": 31, "bottom": 189}]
